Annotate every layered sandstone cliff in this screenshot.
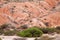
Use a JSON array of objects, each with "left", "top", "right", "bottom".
[{"left": 0, "top": 0, "right": 60, "bottom": 27}]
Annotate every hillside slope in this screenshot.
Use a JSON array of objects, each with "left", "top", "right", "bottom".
[{"left": 0, "top": 0, "right": 60, "bottom": 27}]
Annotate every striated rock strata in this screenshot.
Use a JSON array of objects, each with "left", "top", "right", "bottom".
[{"left": 0, "top": 0, "right": 60, "bottom": 28}]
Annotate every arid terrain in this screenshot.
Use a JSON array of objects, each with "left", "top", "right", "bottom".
[{"left": 0, "top": 0, "right": 60, "bottom": 28}]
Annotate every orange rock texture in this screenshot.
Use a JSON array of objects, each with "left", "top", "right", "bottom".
[{"left": 0, "top": 0, "right": 60, "bottom": 27}]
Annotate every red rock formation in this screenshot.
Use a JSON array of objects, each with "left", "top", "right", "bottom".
[{"left": 0, "top": 0, "right": 60, "bottom": 27}]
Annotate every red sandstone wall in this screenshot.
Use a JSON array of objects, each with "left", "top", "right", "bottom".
[{"left": 0, "top": 0, "right": 60, "bottom": 27}]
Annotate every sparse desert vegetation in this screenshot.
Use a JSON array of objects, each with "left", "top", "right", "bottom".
[
  {"left": 0, "top": 24, "right": 60, "bottom": 40},
  {"left": 17, "top": 27, "right": 43, "bottom": 37},
  {"left": 0, "top": 38, "right": 2, "bottom": 40},
  {"left": 0, "top": 24, "right": 60, "bottom": 36}
]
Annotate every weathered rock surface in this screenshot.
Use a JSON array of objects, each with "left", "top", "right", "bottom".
[{"left": 0, "top": 0, "right": 60, "bottom": 27}]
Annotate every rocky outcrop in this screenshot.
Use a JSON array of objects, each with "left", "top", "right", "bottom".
[{"left": 0, "top": 0, "right": 60, "bottom": 28}]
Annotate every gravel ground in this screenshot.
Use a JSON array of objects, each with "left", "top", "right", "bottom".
[
  {"left": 0, "top": 34, "right": 60, "bottom": 40},
  {"left": 54, "top": 34, "right": 60, "bottom": 40},
  {"left": 0, "top": 36, "right": 35, "bottom": 40}
]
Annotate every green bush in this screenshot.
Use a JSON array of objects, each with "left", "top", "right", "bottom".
[
  {"left": 0, "top": 38, "right": 2, "bottom": 40},
  {"left": 4, "top": 30, "right": 16, "bottom": 36},
  {"left": 56, "top": 26, "right": 60, "bottom": 30},
  {"left": 17, "top": 27, "right": 43, "bottom": 37},
  {"left": 0, "top": 24, "right": 9, "bottom": 29},
  {"left": 55, "top": 26, "right": 60, "bottom": 33},
  {"left": 55, "top": 30, "right": 60, "bottom": 33},
  {"left": 0, "top": 29, "right": 4, "bottom": 35},
  {"left": 40, "top": 28, "right": 55, "bottom": 34}
]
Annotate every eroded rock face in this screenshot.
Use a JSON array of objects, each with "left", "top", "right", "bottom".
[{"left": 0, "top": 0, "right": 60, "bottom": 28}]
